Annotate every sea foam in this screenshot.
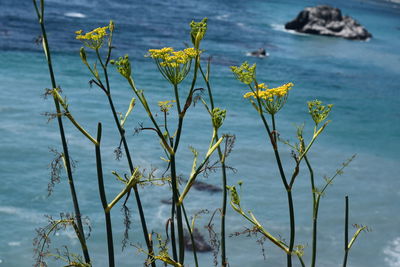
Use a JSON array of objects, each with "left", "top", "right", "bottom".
[{"left": 384, "top": 237, "right": 400, "bottom": 267}]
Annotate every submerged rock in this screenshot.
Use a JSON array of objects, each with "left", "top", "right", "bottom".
[
  {"left": 248, "top": 48, "right": 269, "bottom": 58},
  {"left": 184, "top": 228, "right": 212, "bottom": 252},
  {"left": 160, "top": 198, "right": 172, "bottom": 205},
  {"left": 285, "top": 5, "right": 372, "bottom": 40},
  {"left": 192, "top": 180, "right": 222, "bottom": 193}
]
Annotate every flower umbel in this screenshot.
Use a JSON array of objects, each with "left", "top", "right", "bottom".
[
  {"left": 75, "top": 25, "right": 109, "bottom": 49},
  {"left": 244, "top": 82, "right": 294, "bottom": 114},
  {"left": 146, "top": 47, "right": 199, "bottom": 85},
  {"left": 158, "top": 100, "right": 175, "bottom": 113},
  {"left": 308, "top": 100, "right": 333, "bottom": 125},
  {"left": 211, "top": 108, "right": 226, "bottom": 129},
  {"left": 190, "top": 18, "right": 208, "bottom": 49},
  {"left": 230, "top": 62, "right": 256, "bottom": 85},
  {"left": 110, "top": 55, "right": 131, "bottom": 79}
]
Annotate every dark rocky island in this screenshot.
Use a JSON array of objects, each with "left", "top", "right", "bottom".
[{"left": 285, "top": 5, "right": 372, "bottom": 40}]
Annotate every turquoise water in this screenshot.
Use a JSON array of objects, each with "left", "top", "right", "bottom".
[{"left": 1, "top": 0, "right": 400, "bottom": 266}]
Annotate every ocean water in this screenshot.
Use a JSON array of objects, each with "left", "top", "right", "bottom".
[{"left": 1, "top": 0, "right": 400, "bottom": 266}]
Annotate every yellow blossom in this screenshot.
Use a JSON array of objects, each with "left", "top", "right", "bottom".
[
  {"left": 75, "top": 25, "right": 109, "bottom": 49},
  {"left": 146, "top": 47, "right": 199, "bottom": 85},
  {"left": 158, "top": 100, "right": 175, "bottom": 112},
  {"left": 243, "top": 82, "right": 294, "bottom": 114}
]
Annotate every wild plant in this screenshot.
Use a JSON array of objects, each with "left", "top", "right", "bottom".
[{"left": 32, "top": 0, "right": 367, "bottom": 266}]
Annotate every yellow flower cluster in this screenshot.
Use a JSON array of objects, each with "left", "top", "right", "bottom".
[
  {"left": 148, "top": 47, "right": 198, "bottom": 68},
  {"left": 244, "top": 82, "right": 293, "bottom": 101},
  {"left": 147, "top": 47, "right": 199, "bottom": 84},
  {"left": 158, "top": 100, "right": 175, "bottom": 112},
  {"left": 75, "top": 25, "right": 109, "bottom": 49}
]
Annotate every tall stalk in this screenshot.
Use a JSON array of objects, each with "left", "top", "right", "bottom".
[
  {"left": 256, "top": 102, "right": 294, "bottom": 267},
  {"left": 93, "top": 47, "right": 155, "bottom": 267},
  {"left": 199, "top": 61, "right": 229, "bottom": 266},
  {"left": 168, "top": 52, "right": 200, "bottom": 265},
  {"left": 305, "top": 156, "right": 318, "bottom": 267},
  {"left": 343, "top": 196, "right": 349, "bottom": 267},
  {"left": 32, "top": 0, "right": 90, "bottom": 263},
  {"left": 95, "top": 123, "right": 115, "bottom": 267}
]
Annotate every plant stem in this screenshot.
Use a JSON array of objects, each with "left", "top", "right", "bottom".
[
  {"left": 199, "top": 62, "right": 228, "bottom": 266},
  {"left": 305, "top": 156, "right": 318, "bottom": 267},
  {"left": 168, "top": 56, "right": 200, "bottom": 263},
  {"left": 343, "top": 196, "right": 349, "bottom": 267},
  {"left": 170, "top": 154, "right": 185, "bottom": 264},
  {"left": 181, "top": 204, "right": 199, "bottom": 267},
  {"left": 32, "top": 0, "right": 90, "bottom": 263},
  {"left": 258, "top": 108, "right": 294, "bottom": 267},
  {"left": 170, "top": 198, "right": 178, "bottom": 262},
  {"left": 95, "top": 123, "right": 115, "bottom": 267},
  {"left": 96, "top": 51, "right": 156, "bottom": 266}
]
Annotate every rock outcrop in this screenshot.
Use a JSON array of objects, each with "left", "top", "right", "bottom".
[
  {"left": 285, "top": 5, "right": 372, "bottom": 40},
  {"left": 184, "top": 228, "right": 212, "bottom": 252},
  {"left": 249, "top": 48, "right": 268, "bottom": 58}
]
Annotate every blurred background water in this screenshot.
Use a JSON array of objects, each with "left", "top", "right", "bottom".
[{"left": 1, "top": 0, "right": 400, "bottom": 266}]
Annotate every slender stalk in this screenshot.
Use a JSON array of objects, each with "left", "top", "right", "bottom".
[
  {"left": 265, "top": 112, "right": 294, "bottom": 267},
  {"left": 32, "top": 0, "right": 90, "bottom": 263},
  {"left": 170, "top": 154, "right": 185, "bottom": 264},
  {"left": 199, "top": 62, "right": 229, "bottom": 266},
  {"left": 127, "top": 77, "right": 173, "bottom": 154},
  {"left": 286, "top": 192, "right": 295, "bottom": 267},
  {"left": 181, "top": 204, "right": 199, "bottom": 267},
  {"left": 253, "top": 102, "right": 294, "bottom": 267},
  {"left": 220, "top": 162, "right": 228, "bottom": 267},
  {"left": 94, "top": 50, "right": 156, "bottom": 266},
  {"left": 170, "top": 198, "right": 178, "bottom": 262},
  {"left": 343, "top": 196, "right": 349, "bottom": 267},
  {"left": 168, "top": 53, "right": 200, "bottom": 264},
  {"left": 95, "top": 123, "right": 115, "bottom": 267},
  {"left": 305, "top": 156, "right": 318, "bottom": 267},
  {"left": 172, "top": 83, "right": 184, "bottom": 152}
]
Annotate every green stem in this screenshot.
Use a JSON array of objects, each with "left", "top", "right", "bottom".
[
  {"left": 199, "top": 62, "right": 229, "bottom": 266},
  {"left": 286, "top": 192, "right": 295, "bottom": 267},
  {"left": 127, "top": 77, "right": 173, "bottom": 154},
  {"left": 173, "top": 53, "right": 200, "bottom": 153},
  {"left": 173, "top": 83, "right": 184, "bottom": 153},
  {"left": 32, "top": 0, "right": 90, "bottom": 263},
  {"left": 343, "top": 196, "right": 349, "bottom": 267},
  {"left": 95, "top": 123, "right": 115, "bottom": 267},
  {"left": 297, "top": 255, "right": 306, "bottom": 267},
  {"left": 305, "top": 156, "right": 318, "bottom": 267},
  {"left": 96, "top": 50, "right": 156, "bottom": 266},
  {"left": 170, "top": 198, "right": 178, "bottom": 262},
  {"left": 168, "top": 62, "right": 199, "bottom": 264},
  {"left": 181, "top": 204, "right": 199, "bottom": 267},
  {"left": 255, "top": 106, "right": 293, "bottom": 267},
  {"left": 170, "top": 154, "right": 184, "bottom": 264}
]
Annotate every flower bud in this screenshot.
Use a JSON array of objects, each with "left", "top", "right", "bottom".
[
  {"left": 79, "top": 47, "right": 87, "bottom": 65},
  {"left": 212, "top": 108, "right": 226, "bottom": 129},
  {"left": 109, "top": 20, "right": 115, "bottom": 32}
]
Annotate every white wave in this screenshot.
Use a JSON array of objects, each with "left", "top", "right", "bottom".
[
  {"left": 384, "top": 237, "right": 400, "bottom": 267},
  {"left": 0, "top": 206, "right": 45, "bottom": 223},
  {"left": 215, "top": 14, "right": 229, "bottom": 21},
  {"left": 8, "top": 241, "right": 21, "bottom": 247},
  {"left": 59, "top": 228, "right": 79, "bottom": 245},
  {"left": 64, "top": 12, "right": 86, "bottom": 18},
  {"left": 270, "top": 23, "right": 308, "bottom": 36}
]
